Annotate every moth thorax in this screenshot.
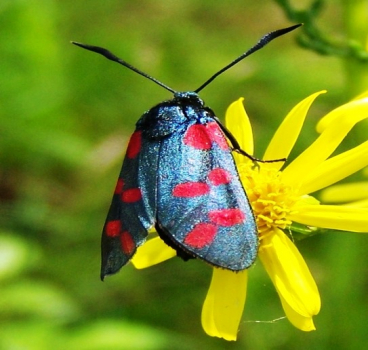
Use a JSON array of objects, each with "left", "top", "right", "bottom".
[{"left": 174, "top": 91, "right": 204, "bottom": 107}]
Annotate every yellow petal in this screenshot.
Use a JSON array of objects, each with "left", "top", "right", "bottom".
[
  {"left": 320, "top": 181, "right": 368, "bottom": 203},
  {"left": 225, "top": 98, "right": 254, "bottom": 164},
  {"left": 263, "top": 91, "right": 326, "bottom": 171},
  {"left": 298, "top": 140, "right": 368, "bottom": 195},
  {"left": 289, "top": 204, "right": 368, "bottom": 232},
  {"left": 283, "top": 100, "right": 368, "bottom": 187},
  {"left": 202, "top": 268, "right": 247, "bottom": 341},
  {"left": 279, "top": 294, "right": 316, "bottom": 331},
  {"left": 316, "top": 97, "right": 368, "bottom": 132},
  {"left": 131, "top": 237, "right": 176, "bottom": 269},
  {"left": 258, "top": 228, "right": 320, "bottom": 317},
  {"left": 340, "top": 199, "right": 368, "bottom": 208}
]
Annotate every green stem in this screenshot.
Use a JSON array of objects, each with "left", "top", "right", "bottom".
[{"left": 342, "top": 0, "right": 368, "bottom": 98}]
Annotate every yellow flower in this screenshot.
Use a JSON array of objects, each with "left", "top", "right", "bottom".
[
  {"left": 312, "top": 93, "right": 368, "bottom": 209},
  {"left": 131, "top": 92, "right": 368, "bottom": 340},
  {"left": 320, "top": 174, "right": 368, "bottom": 207}
]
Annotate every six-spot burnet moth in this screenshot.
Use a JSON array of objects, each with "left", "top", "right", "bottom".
[{"left": 72, "top": 24, "right": 301, "bottom": 280}]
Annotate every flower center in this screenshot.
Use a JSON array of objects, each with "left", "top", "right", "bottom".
[{"left": 238, "top": 163, "right": 299, "bottom": 236}]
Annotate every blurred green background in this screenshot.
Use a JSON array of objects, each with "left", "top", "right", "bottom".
[{"left": 1, "top": 0, "right": 368, "bottom": 349}]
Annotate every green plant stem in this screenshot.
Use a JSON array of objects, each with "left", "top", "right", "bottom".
[{"left": 342, "top": 0, "right": 368, "bottom": 97}]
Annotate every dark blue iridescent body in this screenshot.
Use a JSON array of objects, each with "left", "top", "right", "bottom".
[{"left": 101, "top": 92, "right": 258, "bottom": 279}]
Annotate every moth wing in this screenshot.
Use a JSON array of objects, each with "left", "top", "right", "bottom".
[
  {"left": 100, "top": 131, "right": 158, "bottom": 279},
  {"left": 156, "top": 121, "right": 258, "bottom": 271}
]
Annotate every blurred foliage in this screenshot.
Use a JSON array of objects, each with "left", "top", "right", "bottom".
[
  {"left": 1, "top": 0, "right": 368, "bottom": 349},
  {"left": 277, "top": 0, "right": 368, "bottom": 60}
]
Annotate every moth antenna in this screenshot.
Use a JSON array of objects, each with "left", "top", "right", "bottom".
[
  {"left": 71, "top": 41, "right": 176, "bottom": 94},
  {"left": 194, "top": 24, "right": 302, "bottom": 93}
]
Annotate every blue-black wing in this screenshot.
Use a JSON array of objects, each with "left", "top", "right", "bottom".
[
  {"left": 100, "top": 130, "right": 158, "bottom": 279},
  {"left": 156, "top": 120, "right": 258, "bottom": 271},
  {"left": 100, "top": 101, "right": 188, "bottom": 279}
]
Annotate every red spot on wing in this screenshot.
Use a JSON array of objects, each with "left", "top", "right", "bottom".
[
  {"left": 105, "top": 220, "right": 121, "bottom": 237},
  {"left": 209, "top": 208, "right": 245, "bottom": 226},
  {"left": 172, "top": 182, "right": 210, "bottom": 197},
  {"left": 114, "top": 178, "right": 124, "bottom": 194},
  {"left": 184, "top": 223, "right": 217, "bottom": 248},
  {"left": 122, "top": 188, "right": 142, "bottom": 203},
  {"left": 126, "top": 131, "right": 142, "bottom": 159},
  {"left": 120, "top": 231, "right": 136, "bottom": 255},
  {"left": 183, "top": 124, "right": 211, "bottom": 150},
  {"left": 208, "top": 168, "right": 232, "bottom": 185},
  {"left": 206, "top": 122, "right": 229, "bottom": 150}
]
